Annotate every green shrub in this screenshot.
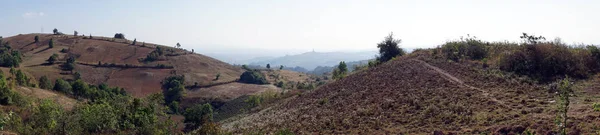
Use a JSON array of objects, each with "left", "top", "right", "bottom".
[
  {"left": 441, "top": 36, "right": 487, "bottom": 61},
  {"left": 593, "top": 103, "right": 600, "bottom": 111},
  {"left": 499, "top": 43, "right": 593, "bottom": 82},
  {"left": 47, "top": 54, "right": 58, "bottom": 64},
  {"left": 53, "top": 79, "right": 72, "bottom": 94},
  {"left": 38, "top": 76, "right": 53, "bottom": 90},
  {"left": 239, "top": 71, "right": 268, "bottom": 84},
  {"left": 184, "top": 103, "right": 213, "bottom": 130},
  {"left": 161, "top": 75, "right": 186, "bottom": 105}
]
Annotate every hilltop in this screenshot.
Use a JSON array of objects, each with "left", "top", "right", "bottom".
[{"left": 222, "top": 39, "right": 600, "bottom": 134}]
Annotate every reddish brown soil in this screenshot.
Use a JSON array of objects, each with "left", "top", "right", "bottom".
[
  {"left": 3, "top": 34, "right": 243, "bottom": 98},
  {"left": 222, "top": 52, "right": 597, "bottom": 134}
]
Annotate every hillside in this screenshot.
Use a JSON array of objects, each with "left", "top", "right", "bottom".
[
  {"left": 222, "top": 51, "right": 600, "bottom": 134},
  {"left": 3, "top": 34, "right": 243, "bottom": 97}
]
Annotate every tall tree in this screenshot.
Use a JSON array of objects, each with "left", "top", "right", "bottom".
[
  {"left": 34, "top": 35, "right": 39, "bottom": 43},
  {"left": 176, "top": 43, "right": 181, "bottom": 48},
  {"left": 377, "top": 32, "right": 405, "bottom": 62},
  {"left": 266, "top": 64, "right": 271, "bottom": 69},
  {"left": 53, "top": 28, "right": 58, "bottom": 35}
]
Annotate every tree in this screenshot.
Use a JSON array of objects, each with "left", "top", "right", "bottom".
[
  {"left": 34, "top": 35, "right": 39, "bottom": 43},
  {"left": 239, "top": 71, "right": 268, "bottom": 84},
  {"left": 0, "top": 72, "right": 12, "bottom": 105},
  {"left": 114, "top": 33, "right": 126, "bottom": 39},
  {"left": 53, "top": 28, "right": 58, "bottom": 35},
  {"left": 15, "top": 70, "right": 28, "bottom": 86},
  {"left": 48, "top": 39, "right": 54, "bottom": 48},
  {"left": 332, "top": 61, "right": 348, "bottom": 80},
  {"left": 184, "top": 103, "right": 213, "bottom": 130},
  {"left": 280, "top": 65, "right": 284, "bottom": 70},
  {"left": 162, "top": 76, "right": 186, "bottom": 106},
  {"left": 71, "top": 79, "right": 90, "bottom": 97},
  {"left": 62, "top": 56, "right": 76, "bottom": 73},
  {"left": 47, "top": 54, "right": 58, "bottom": 64},
  {"left": 132, "top": 38, "right": 137, "bottom": 45},
  {"left": 53, "top": 79, "right": 72, "bottom": 94},
  {"left": 377, "top": 32, "right": 405, "bottom": 62},
  {"left": 266, "top": 64, "right": 271, "bottom": 69},
  {"left": 39, "top": 76, "right": 53, "bottom": 90},
  {"left": 74, "top": 31, "right": 78, "bottom": 36},
  {"left": 89, "top": 34, "right": 92, "bottom": 39},
  {"left": 176, "top": 43, "right": 181, "bottom": 48}
]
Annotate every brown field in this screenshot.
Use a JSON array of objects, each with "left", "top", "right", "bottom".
[
  {"left": 3, "top": 34, "right": 243, "bottom": 98},
  {"left": 221, "top": 51, "right": 600, "bottom": 134}
]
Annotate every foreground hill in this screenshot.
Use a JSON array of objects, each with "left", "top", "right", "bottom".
[
  {"left": 3, "top": 33, "right": 243, "bottom": 97},
  {"left": 222, "top": 51, "right": 600, "bottom": 134}
]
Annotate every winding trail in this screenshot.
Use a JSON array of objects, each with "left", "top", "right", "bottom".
[{"left": 412, "top": 59, "right": 508, "bottom": 107}]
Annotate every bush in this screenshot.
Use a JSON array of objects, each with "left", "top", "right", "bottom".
[
  {"left": 184, "top": 103, "right": 213, "bottom": 130},
  {"left": 38, "top": 76, "right": 53, "bottom": 90},
  {"left": 377, "top": 33, "right": 405, "bottom": 62},
  {"left": 48, "top": 39, "right": 54, "bottom": 48},
  {"left": 239, "top": 70, "right": 268, "bottom": 84},
  {"left": 113, "top": 33, "right": 126, "bottom": 39},
  {"left": 593, "top": 103, "right": 600, "bottom": 112},
  {"left": 161, "top": 75, "right": 186, "bottom": 106},
  {"left": 15, "top": 70, "right": 29, "bottom": 86},
  {"left": 47, "top": 54, "right": 58, "bottom": 64},
  {"left": 441, "top": 36, "right": 487, "bottom": 61},
  {"left": 34, "top": 35, "right": 39, "bottom": 43},
  {"left": 53, "top": 79, "right": 72, "bottom": 94},
  {"left": 498, "top": 43, "right": 593, "bottom": 81}
]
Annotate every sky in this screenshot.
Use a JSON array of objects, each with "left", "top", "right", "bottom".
[{"left": 1, "top": 0, "right": 599, "bottom": 58}]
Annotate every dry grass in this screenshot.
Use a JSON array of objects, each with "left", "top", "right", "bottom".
[
  {"left": 13, "top": 86, "right": 77, "bottom": 110},
  {"left": 221, "top": 51, "right": 599, "bottom": 134},
  {"left": 3, "top": 34, "right": 243, "bottom": 98}
]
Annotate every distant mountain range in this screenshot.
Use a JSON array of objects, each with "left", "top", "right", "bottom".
[{"left": 248, "top": 51, "right": 378, "bottom": 71}]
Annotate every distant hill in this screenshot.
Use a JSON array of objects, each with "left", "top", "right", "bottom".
[
  {"left": 309, "top": 59, "right": 371, "bottom": 75},
  {"left": 248, "top": 51, "right": 377, "bottom": 71}
]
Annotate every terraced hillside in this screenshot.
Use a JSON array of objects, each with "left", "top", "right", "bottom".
[
  {"left": 222, "top": 51, "right": 600, "bottom": 134},
  {"left": 3, "top": 34, "right": 243, "bottom": 97}
]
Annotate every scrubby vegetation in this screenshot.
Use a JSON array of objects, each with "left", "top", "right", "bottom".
[
  {"left": 0, "top": 69, "right": 176, "bottom": 134},
  {"left": 239, "top": 70, "right": 268, "bottom": 84},
  {"left": 438, "top": 33, "right": 600, "bottom": 82},
  {"left": 0, "top": 39, "right": 22, "bottom": 67},
  {"left": 143, "top": 46, "right": 166, "bottom": 62}
]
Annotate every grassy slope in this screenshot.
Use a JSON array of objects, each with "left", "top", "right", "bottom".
[{"left": 222, "top": 51, "right": 600, "bottom": 134}]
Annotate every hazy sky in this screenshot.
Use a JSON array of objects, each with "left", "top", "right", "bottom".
[{"left": 1, "top": 0, "right": 598, "bottom": 53}]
